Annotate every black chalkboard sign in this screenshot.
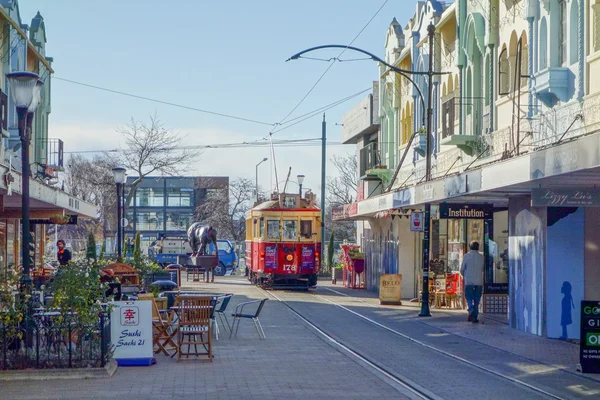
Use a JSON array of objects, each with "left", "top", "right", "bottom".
[
  {"left": 167, "top": 266, "right": 180, "bottom": 288},
  {"left": 580, "top": 300, "right": 600, "bottom": 373}
]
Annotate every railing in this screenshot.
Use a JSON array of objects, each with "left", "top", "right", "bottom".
[
  {"left": 0, "top": 310, "right": 111, "bottom": 370},
  {"left": 359, "top": 142, "right": 383, "bottom": 177}
]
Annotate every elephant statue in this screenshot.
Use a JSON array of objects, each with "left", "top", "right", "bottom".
[{"left": 187, "top": 223, "right": 218, "bottom": 256}]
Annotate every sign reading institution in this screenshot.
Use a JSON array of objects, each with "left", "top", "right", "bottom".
[{"left": 439, "top": 203, "right": 492, "bottom": 219}]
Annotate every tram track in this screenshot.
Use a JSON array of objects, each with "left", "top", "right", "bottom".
[{"left": 255, "top": 285, "right": 569, "bottom": 400}]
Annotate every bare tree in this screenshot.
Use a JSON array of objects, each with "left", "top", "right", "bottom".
[
  {"left": 116, "top": 113, "right": 199, "bottom": 207},
  {"left": 325, "top": 153, "right": 358, "bottom": 242},
  {"left": 196, "top": 178, "right": 255, "bottom": 242}
]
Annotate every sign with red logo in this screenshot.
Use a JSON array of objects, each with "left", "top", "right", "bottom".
[
  {"left": 121, "top": 306, "right": 139, "bottom": 326},
  {"left": 410, "top": 212, "right": 424, "bottom": 232}
]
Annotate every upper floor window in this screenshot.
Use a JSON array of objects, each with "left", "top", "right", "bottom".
[
  {"left": 559, "top": 0, "right": 567, "bottom": 65},
  {"left": 167, "top": 188, "right": 193, "bottom": 207},
  {"left": 135, "top": 187, "right": 164, "bottom": 207}
]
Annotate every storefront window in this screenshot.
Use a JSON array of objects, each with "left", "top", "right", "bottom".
[
  {"left": 267, "top": 220, "right": 280, "bottom": 239},
  {"left": 136, "top": 212, "right": 164, "bottom": 230},
  {"left": 300, "top": 220, "right": 312, "bottom": 238},
  {"left": 283, "top": 220, "right": 297, "bottom": 240},
  {"left": 165, "top": 212, "right": 194, "bottom": 231},
  {"left": 7, "top": 220, "right": 15, "bottom": 272},
  {"left": 489, "top": 210, "right": 508, "bottom": 285}
]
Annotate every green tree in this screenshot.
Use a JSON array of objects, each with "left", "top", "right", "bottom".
[
  {"left": 86, "top": 232, "right": 97, "bottom": 260},
  {"left": 99, "top": 240, "right": 106, "bottom": 260},
  {"left": 133, "top": 231, "right": 142, "bottom": 264},
  {"left": 327, "top": 230, "right": 335, "bottom": 272}
]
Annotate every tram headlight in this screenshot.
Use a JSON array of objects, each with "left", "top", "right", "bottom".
[{"left": 286, "top": 254, "right": 294, "bottom": 262}]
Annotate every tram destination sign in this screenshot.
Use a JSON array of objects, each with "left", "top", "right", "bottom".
[
  {"left": 439, "top": 203, "right": 492, "bottom": 219},
  {"left": 580, "top": 300, "right": 600, "bottom": 373},
  {"left": 532, "top": 188, "right": 600, "bottom": 207}
]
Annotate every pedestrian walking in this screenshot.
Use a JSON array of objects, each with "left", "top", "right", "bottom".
[
  {"left": 56, "top": 239, "right": 72, "bottom": 266},
  {"left": 460, "top": 241, "right": 484, "bottom": 323}
]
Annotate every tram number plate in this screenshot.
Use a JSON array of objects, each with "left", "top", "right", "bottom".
[{"left": 283, "top": 265, "right": 297, "bottom": 272}]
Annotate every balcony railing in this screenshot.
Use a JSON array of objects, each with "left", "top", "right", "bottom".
[{"left": 359, "top": 142, "right": 384, "bottom": 178}]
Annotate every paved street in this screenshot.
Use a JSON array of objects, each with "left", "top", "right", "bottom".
[{"left": 3, "top": 276, "right": 600, "bottom": 400}]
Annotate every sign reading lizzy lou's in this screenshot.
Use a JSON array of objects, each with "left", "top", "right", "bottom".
[
  {"left": 532, "top": 188, "right": 600, "bottom": 207},
  {"left": 580, "top": 300, "right": 600, "bottom": 373},
  {"left": 439, "top": 203, "right": 492, "bottom": 219}
]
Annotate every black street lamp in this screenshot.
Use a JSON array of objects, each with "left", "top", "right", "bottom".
[
  {"left": 112, "top": 167, "right": 126, "bottom": 261},
  {"left": 297, "top": 174, "right": 305, "bottom": 196},
  {"left": 6, "top": 72, "right": 44, "bottom": 294},
  {"left": 255, "top": 157, "right": 267, "bottom": 203},
  {"left": 288, "top": 24, "right": 441, "bottom": 317}
]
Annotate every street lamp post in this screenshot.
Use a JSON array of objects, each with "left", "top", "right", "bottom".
[
  {"left": 255, "top": 157, "right": 267, "bottom": 203},
  {"left": 112, "top": 167, "right": 126, "bottom": 261},
  {"left": 288, "top": 23, "right": 441, "bottom": 318},
  {"left": 6, "top": 72, "right": 43, "bottom": 295},
  {"left": 297, "top": 174, "right": 305, "bottom": 196}
]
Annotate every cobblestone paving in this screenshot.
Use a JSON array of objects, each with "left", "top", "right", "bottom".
[{"left": 0, "top": 277, "right": 408, "bottom": 400}]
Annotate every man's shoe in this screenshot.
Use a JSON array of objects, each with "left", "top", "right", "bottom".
[
  {"left": 472, "top": 319, "right": 479, "bottom": 324},
  {"left": 468, "top": 313, "right": 473, "bottom": 322}
]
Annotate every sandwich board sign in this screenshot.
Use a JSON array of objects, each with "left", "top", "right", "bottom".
[{"left": 110, "top": 301, "right": 155, "bottom": 366}]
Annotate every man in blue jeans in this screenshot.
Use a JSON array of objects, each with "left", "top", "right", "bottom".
[{"left": 460, "top": 241, "right": 485, "bottom": 323}]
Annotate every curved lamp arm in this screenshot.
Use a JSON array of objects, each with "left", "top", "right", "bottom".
[{"left": 287, "top": 44, "right": 435, "bottom": 127}]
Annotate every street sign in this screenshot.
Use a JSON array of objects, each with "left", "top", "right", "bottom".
[
  {"left": 410, "top": 212, "right": 424, "bottom": 232},
  {"left": 580, "top": 300, "right": 600, "bottom": 373},
  {"left": 110, "top": 301, "right": 155, "bottom": 366}
]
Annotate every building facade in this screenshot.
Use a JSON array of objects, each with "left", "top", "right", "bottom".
[
  {"left": 0, "top": 0, "right": 96, "bottom": 281},
  {"left": 337, "top": 0, "right": 600, "bottom": 339},
  {"left": 124, "top": 176, "right": 228, "bottom": 253}
]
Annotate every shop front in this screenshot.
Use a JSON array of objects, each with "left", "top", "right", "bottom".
[{"left": 430, "top": 202, "right": 509, "bottom": 314}]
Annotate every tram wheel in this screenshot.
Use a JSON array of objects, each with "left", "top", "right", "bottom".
[{"left": 308, "top": 274, "right": 318, "bottom": 287}]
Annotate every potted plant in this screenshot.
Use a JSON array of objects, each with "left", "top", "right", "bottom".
[
  {"left": 348, "top": 248, "right": 365, "bottom": 274},
  {"left": 49, "top": 213, "right": 71, "bottom": 225}
]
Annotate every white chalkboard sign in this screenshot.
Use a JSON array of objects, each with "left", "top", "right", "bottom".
[{"left": 110, "top": 301, "right": 155, "bottom": 366}]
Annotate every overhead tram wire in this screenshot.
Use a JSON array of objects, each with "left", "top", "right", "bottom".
[
  {"left": 63, "top": 138, "right": 347, "bottom": 154},
  {"left": 273, "top": 0, "right": 390, "bottom": 129},
  {"left": 54, "top": 77, "right": 275, "bottom": 127}
]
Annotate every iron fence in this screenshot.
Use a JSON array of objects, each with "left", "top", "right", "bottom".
[{"left": 0, "top": 311, "right": 111, "bottom": 370}]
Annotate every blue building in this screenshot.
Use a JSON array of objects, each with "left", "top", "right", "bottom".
[{"left": 124, "top": 176, "right": 229, "bottom": 253}]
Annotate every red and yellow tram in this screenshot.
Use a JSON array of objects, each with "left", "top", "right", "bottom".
[{"left": 245, "top": 191, "right": 321, "bottom": 289}]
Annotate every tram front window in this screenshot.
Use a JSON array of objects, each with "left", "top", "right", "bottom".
[
  {"left": 267, "top": 220, "right": 280, "bottom": 240},
  {"left": 283, "top": 220, "right": 298, "bottom": 240},
  {"left": 300, "top": 220, "right": 312, "bottom": 238}
]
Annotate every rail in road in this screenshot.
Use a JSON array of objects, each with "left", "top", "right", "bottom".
[{"left": 253, "top": 285, "right": 600, "bottom": 400}]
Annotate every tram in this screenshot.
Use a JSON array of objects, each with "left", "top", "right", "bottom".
[{"left": 245, "top": 190, "right": 321, "bottom": 289}]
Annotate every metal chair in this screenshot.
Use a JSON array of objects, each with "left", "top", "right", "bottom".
[
  {"left": 214, "top": 294, "right": 233, "bottom": 335},
  {"left": 230, "top": 298, "right": 268, "bottom": 339}
]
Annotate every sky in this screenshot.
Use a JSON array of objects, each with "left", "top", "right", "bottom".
[{"left": 18, "top": 0, "right": 416, "bottom": 195}]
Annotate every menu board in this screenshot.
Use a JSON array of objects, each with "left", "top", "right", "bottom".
[{"left": 111, "top": 301, "right": 155, "bottom": 366}]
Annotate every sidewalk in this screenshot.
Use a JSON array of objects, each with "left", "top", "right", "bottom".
[
  {"left": 321, "top": 280, "right": 592, "bottom": 380},
  {"left": 0, "top": 277, "right": 407, "bottom": 400}
]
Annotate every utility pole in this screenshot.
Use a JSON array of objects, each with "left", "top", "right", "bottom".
[
  {"left": 419, "top": 24, "right": 435, "bottom": 317},
  {"left": 321, "top": 113, "right": 326, "bottom": 265}
]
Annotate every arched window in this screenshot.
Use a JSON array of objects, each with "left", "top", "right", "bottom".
[
  {"left": 520, "top": 33, "right": 529, "bottom": 88},
  {"left": 539, "top": 17, "right": 548, "bottom": 70},
  {"left": 484, "top": 54, "right": 490, "bottom": 105},
  {"left": 498, "top": 46, "right": 509, "bottom": 95},
  {"left": 569, "top": 0, "right": 578, "bottom": 64},
  {"left": 559, "top": 0, "right": 567, "bottom": 65}
]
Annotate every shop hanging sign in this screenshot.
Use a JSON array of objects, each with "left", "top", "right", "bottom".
[
  {"left": 439, "top": 203, "right": 492, "bottom": 219},
  {"left": 110, "top": 301, "right": 155, "bottom": 366},
  {"left": 410, "top": 211, "right": 424, "bottom": 232},
  {"left": 532, "top": 188, "right": 600, "bottom": 207},
  {"left": 580, "top": 300, "right": 600, "bottom": 373}
]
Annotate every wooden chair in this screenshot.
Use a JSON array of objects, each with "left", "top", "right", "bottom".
[
  {"left": 176, "top": 296, "right": 213, "bottom": 361},
  {"left": 137, "top": 293, "right": 176, "bottom": 356},
  {"left": 434, "top": 277, "right": 447, "bottom": 308}
]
